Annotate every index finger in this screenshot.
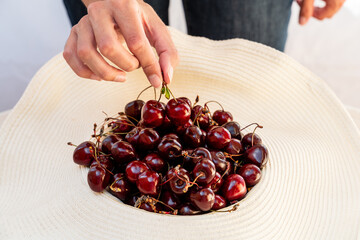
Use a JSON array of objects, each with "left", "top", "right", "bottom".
[{"left": 109, "top": 0, "right": 162, "bottom": 88}]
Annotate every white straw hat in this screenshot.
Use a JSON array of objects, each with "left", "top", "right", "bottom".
[{"left": 0, "top": 27, "right": 359, "bottom": 240}]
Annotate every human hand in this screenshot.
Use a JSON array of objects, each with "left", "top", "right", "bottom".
[
  {"left": 63, "top": 0, "right": 179, "bottom": 88},
  {"left": 296, "top": 0, "right": 345, "bottom": 25}
]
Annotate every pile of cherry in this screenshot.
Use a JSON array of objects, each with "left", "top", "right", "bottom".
[{"left": 70, "top": 86, "right": 268, "bottom": 215}]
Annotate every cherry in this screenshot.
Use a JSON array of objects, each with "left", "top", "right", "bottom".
[
  {"left": 141, "top": 100, "right": 164, "bottom": 128},
  {"left": 177, "top": 97, "right": 191, "bottom": 108},
  {"left": 156, "top": 115, "right": 173, "bottom": 134},
  {"left": 179, "top": 203, "right": 200, "bottom": 215},
  {"left": 125, "top": 127, "right": 141, "bottom": 147},
  {"left": 160, "top": 191, "right": 181, "bottom": 211},
  {"left": 166, "top": 98, "right": 191, "bottom": 126},
  {"left": 191, "top": 105, "right": 210, "bottom": 129},
  {"left": 212, "top": 195, "right": 227, "bottom": 210},
  {"left": 241, "top": 133, "right": 262, "bottom": 150},
  {"left": 224, "top": 138, "right": 242, "bottom": 155},
  {"left": 206, "top": 172, "right": 224, "bottom": 193},
  {"left": 125, "top": 100, "right": 145, "bottom": 123},
  {"left": 163, "top": 133, "right": 180, "bottom": 142},
  {"left": 125, "top": 160, "right": 149, "bottom": 183},
  {"left": 183, "top": 125, "right": 205, "bottom": 148},
  {"left": 90, "top": 155, "right": 114, "bottom": 171},
  {"left": 136, "top": 170, "right": 160, "bottom": 196},
  {"left": 109, "top": 117, "right": 133, "bottom": 134},
  {"left": 139, "top": 201, "right": 156, "bottom": 212},
  {"left": 109, "top": 173, "right": 132, "bottom": 201},
  {"left": 87, "top": 165, "right": 111, "bottom": 192},
  {"left": 157, "top": 137, "right": 182, "bottom": 161},
  {"left": 193, "top": 159, "right": 216, "bottom": 185},
  {"left": 101, "top": 135, "right": 122, "bottom": 154},
  {"left": 167, "top": 167, "right": 190, "bottom": 195},
  {"left": 73, "top": 141, "right": 95, "bottom": 166},
  {"left": 185, "top": 147, "right": 212, "bottom": 168},
  {"left": 126, "top": 195, "right": 139, "bottom": 206},
  {"left": 210, "top": 151, "right": 229, "bottom": 174},
  {"left": 223, "top": 121, "right": 242, "bottom": 140},
  {"left": 144, "top": 153, "right": 166, "bottom": 173},
  {"left": 175, "top": 119, "right": 193, "bottom": 136},
  {"left": 111, "top": 141, "right": 136, "bottom": 165},
  {"left": 244, "top": 144, "right": 268, "bottom": 168},
  {"left": 137, "top": 128, "right": 160, "bottom": 151},
  {"left": 206, "top": 126, "right": 231, "bottom": 150},
  {"left": 222, "top": 174, "right": 247, "bottom": 201},
  {"left": 212, "top": 110, "right": 233, "bottom": 126},
  {"left": 190, "top": 188, "right": 215, "bottom": 211},
  {"left": 237, "top": 164, "right": 262, "bottom": 187}
]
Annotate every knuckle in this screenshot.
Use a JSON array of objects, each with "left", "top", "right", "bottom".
[
  {"left": 123, "top": 60, "right": 139, "bottom": 72},
  {"left": 142, "top": 61, "right": 158, "bottom": 74},
  {"left": 127, "top": 36, "right": 146, "bottom": 53},
  {"left": 76, "top": 68, "right": 91, "bottom": 79},
  {"left": 87, "top": 1, "right": 101, "bottom": 15},
  {"left": 63, "top": 49, "right": 72, "bottom": 61},
  {"left": 98, "top": 39, "right": 116, "bottom": 57},
  {"left": 77, "top": 47, "right": 91, "bottom": 61},
  {"left": 97, "top": 70, "right": 113, "bottom": 80}
]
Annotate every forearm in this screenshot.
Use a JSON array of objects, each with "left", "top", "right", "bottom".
[{"left": 82, "top": 0, "right": 102, "bottom": 7}]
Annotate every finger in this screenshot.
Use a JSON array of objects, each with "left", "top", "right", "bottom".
[
  {"left": 76, "top": 16, "right": 126, "bottom": 82},
  {"left": 63, "top": 28, "right": 99, "bottom": 80},
  {"left": 313, "top": 1, "right": 342, "bottom": 20},
  {"left": 110, "top": 0, "right": 162, "bottom": 88},
  {"left": 143, "top": 5, "right": 179, "bottom": 85},
  {"left": 295, "top": 0, "right": 302, "bottom": 7},
  {"left": 299, "top": 0, "right": 314, "bottom": 25},
  {"left": 87, "top": 2, "right": 140, "bottom": 72}
]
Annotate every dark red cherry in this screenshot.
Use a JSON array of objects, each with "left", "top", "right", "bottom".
[
  {"left": 157, "top": 137, "right": 182, "bottom": 161},
  {"left": 101, "top": 135, "right": 122, "bottom": 154},
  {"left": 87, "top": 165, "right": 111, "bottom": 192},
  {"left": 109, "top": 173, "right": 132, "bottom": 201},
  {"left": 190, "top": 188, "right": 215, "bottom": 211},
  {"left": 137, "top": 128, "right": 160, "bottom": 151},
  {"left": 125, "top": 160, "right": 149, "bottom": 183},
  {"left": 166, "top": 98, "right": 191, "bottom": 126},
  {"left": 222, "top": 174, "right": 247, "bottom": 201},
  {"left": 183, "top": 125, "right": 205, "bottom": 148},
  {"left": 125, "top": 100, "right": 145, "bottom": 123},
  {"left": 206, "top": 172, "right": 223, "bottom": 193},
  {"left": 244, "top": 144, "right": 268, "bottom": 168},
  {"left": 192, "top": 147, "right": 212, "bottom": 160},
  {"left": 224, "top": 138, "right": 242, "bottom": 155},
  {"left": 125, "top": 195, "right": 139, "bottom": 206},
  {"left": 212, "top": 195, "right": 227, "bottom": 210},
  {"left": 90, "top": 155, "right": 114, "bottom": 171},
  {"left": 136, "top": 170, "right": 160, "bottom": 196},
  {"left": 156, "top": 115, "right": 173, "bottom": 134},
  {"left": 223, "top": 121, "right": 242, "bottom": 140},
  {"left": 186, "top": 147, "right": 212, "bottom": 168},
  {"left": 141, "top": 100, "right": 164, "bottom": 128},
  {"left": 178, "top": 97, "right": 192, "bottom": 107},
  {"left": 111, "top": 141, "right": 136, "bottom": 165},
  {"left": 109, "top": 117, "right": 133, "bottom": 134},
  {"left": 125, "top": 127, "right": 141, "bottom": 147},
  {"left": 73, "top": 141, "right": 95, "bottom": 166},
  {"left": 193, "top": 159, "right": 216, "bottom": 185},
  {"left": 210, "top": 151, "right": 229, "bottom": 174},
  {"left": 179, "top": 203, "right": 200, "bottom": 215},
  {"left": 175, "top": 119, "right": 193, "bottom": 136},
  {"left": 162, "top": 133, "right": 180, "bottom": 142},
  {"left": 144, "top": 153, "right": 166, "bottom": 173},
  {"left": 212, "top": 110, "right": 233, "bottom": 125},
  {"left": 237, "top": 164, "right": 262, "bottom": 187},
  {"left": 206, "top": 126, "right": 231, "bottom": 150},
  {"left": 191, "top": 105, "right": 210, "bottom": 129},
  {"left": 241, "top": 133, "right": 262, "bottom": 151},
  {"left": 167, "top": 167, "right": 190, "bottom": 195},
  {"left": 160, "top": 191, "right": 181, "bottom": 211}
]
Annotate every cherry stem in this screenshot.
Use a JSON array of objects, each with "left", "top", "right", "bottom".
[
  {"left": 240, "top": 122, "right": 263, "bottom": 131},
  {"left": 251, "top": 124, "right": 263, "bottom": 147},
  {"left": 136, "top": 85, "right": 152, "bottom": 100},
  {"left": 166, "top": 85, "right": 177, "bottom": 102},
  {"left": 193, "top": 95, "right": 199, "bottom": 108},
  {"left": 67, "top": 142, "right": 78, "bottom": 147},
  {"left": 204, "top": 100, "right": 224, "bottom": 112},
  {"left": 211, "top": 203, "right": 240, "bottom": 213}
]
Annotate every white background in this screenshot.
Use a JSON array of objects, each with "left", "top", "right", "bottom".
[{"left": 0, "top": 0, "right": 359, "bottom": 112}]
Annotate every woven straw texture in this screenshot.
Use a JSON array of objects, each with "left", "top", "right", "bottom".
[{"left": 0, "top": 28, "right": 359, "bottom": 240}]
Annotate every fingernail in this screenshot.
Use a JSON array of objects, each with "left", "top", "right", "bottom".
[
  {"left": 148, "top": 74, "right": 161, "bottom": 88},
  {"left": 114, "top": 75, "right": 126, "bottom": 82},
  {"left": 167, "top": 66, "right": 174, "bottom": 84},
  {"left": 90, "top": 74, "right": 101, "bottom": 81},
  {"left": 300, "top": 16, "right": 308, "bottom": 25}
]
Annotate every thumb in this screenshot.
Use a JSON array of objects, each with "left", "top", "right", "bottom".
[{"left": 299, "top": 0, "right": 314, "bottom": 25}]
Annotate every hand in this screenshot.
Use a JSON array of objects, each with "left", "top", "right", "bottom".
[
  {"left": 63, "top": 0, "right": 179, "bottom": 88},
  {"left": 297, "top": 0, "right": 345, "bottom": 25}
]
